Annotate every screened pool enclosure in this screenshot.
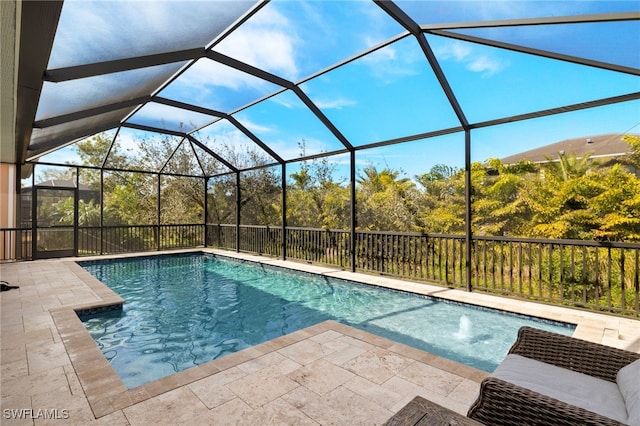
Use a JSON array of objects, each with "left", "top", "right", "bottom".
[{"left": 2, "top": 1, "right": 639, "bottom": 315}]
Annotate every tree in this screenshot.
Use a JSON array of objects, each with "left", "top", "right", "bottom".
[
  {"left": 357, "top": 165, "right": 420, "bottom": 231},
  {"left": 286, "top": 141, "right": 349, "bottom": 229},
  {"left": 472, "top": 159, "right": 534, "bottom": 236},
  {"left": 415, "top": 164, "right": 465, "bottom": 234},
  {"left": 542, "top": 151, "right": 595, "bottom": 181}
]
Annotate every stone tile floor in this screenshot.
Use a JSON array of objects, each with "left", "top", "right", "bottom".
[{"left": 1, "top": 249, "right": 639, "bottom": 425}]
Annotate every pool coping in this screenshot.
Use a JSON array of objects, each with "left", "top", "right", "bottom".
[{"left": 51, "top": 248, "right": 640, "bottom": 419}]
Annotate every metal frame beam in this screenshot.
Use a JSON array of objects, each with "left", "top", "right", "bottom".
[
  {"left": 205, "top": 50, "right": 292, "bottom": 89},
  {"left": 15, "top": 0, "right": 64, "bottom": 164},
  {"left": 470, "top": 92, "right": 640, "bottom": 130},
  {"left": 374, "top": 0, "right": 470, "bottom": 129},
  {"left": 44, "top": 48, "right": 205, "bottom": 82},
  {"left": 186, "top": 135, "right": 238, "bottom": 174},
  {"left": 34, "top": 96, "right": 150, "bottom": 128},
  {"left": 419, "top": 12, "right": 640, "bottom": 31},
  {"left": 430, "top": 29, "right": 640, "bottom": 76}
]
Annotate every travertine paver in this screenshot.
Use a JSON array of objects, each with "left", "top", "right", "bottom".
[
  {"left": 1, "top": 249, "right": 639, "bottom": 425},
  {"left": 287, "top": 358, "right": 356, "bottom": 395}
]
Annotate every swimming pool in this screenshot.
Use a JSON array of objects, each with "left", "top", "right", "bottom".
[{"left": 80, "top": 253, "right": 575, "bottom": 389}]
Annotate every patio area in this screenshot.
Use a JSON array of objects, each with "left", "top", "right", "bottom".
[{"left": 1, "top": 249, "right": 639, "bottom": 425}]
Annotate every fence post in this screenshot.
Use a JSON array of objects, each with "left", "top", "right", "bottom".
[
  {"left": 350, "top": 150, "right": 356, "bottom": 272},
  {"left": 235, "top": 172, "right": 241, "bottom": 253},
  {"left": 282, "top": 163, "right": 287, "bottom": 261},
  {"left": 204, "top": 177, "right": 209, "bottom": 248},
  {"left": 464, "top": 130, "right": 473, "bottom": 292}
]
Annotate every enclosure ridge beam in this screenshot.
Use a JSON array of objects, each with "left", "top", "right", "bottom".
[
  {"left": 187, "top": 138, "right": 207, "bottom": 177},
  {"left": 159, "top": 138, "right": 184, "bottom": 174},
  {"left": 153, "top": 97, "right": 226, "bottom": 117},
  {"left": 26, "top": 121, "right": 123, "bottom": 161},
  {"left": 283, "top": 148, "right": 350, "bottom": 165},
  {"left": 415, "top": 35, "right": 469, "bottom": 129},
  {"left": 375, "top": 1, "right": 469, "bottom": 128},
  {"left": 431, "top": 29, "right": 640, "bottom": 77},
  {"left": 292, "top": 87, "right": 354, "bottom": 151},
  {"left": 185, "top": 135, "right": 238, "bottom": 174},
  {"left": 16, "top": 0, "right": 65, "bottom": 164},
  {"left": 33, "top": 96, "right": 151, "bottom": 128},
  {"left": 224, "top": 116, "right": 285, "bottom": 164},
  {"left": 205, "top": 50, "right": 293, "bottom": 89},
  {"left": 419, "top": 11, "right": 640, "bottom": 31},
  {"left": 44, "top": 48, "right": 206, "bottom": 82},
  {"left": 122, "top": 122, "right": 186, "bottom": 137},
  {"left": 470, "top": 91, "right": 640, "bottom": 130},
  {"left": 356, "top": 125, "right": 465, "bottom": 152},
  {"left": 373, "top": 0, "right": 420, "bottom": 34}
]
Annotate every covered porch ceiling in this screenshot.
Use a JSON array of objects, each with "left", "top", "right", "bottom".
[{"left": 8, "top": 1, "right": 640, "bottom": 177}]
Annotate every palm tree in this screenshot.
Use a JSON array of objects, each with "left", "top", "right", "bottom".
[{"left": 543, "top": 151, "right": 594, "bottom": 181}]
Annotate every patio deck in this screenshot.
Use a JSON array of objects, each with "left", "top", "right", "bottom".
[{"left": 1, "top": 249, "right": 639, "bottom": 425}]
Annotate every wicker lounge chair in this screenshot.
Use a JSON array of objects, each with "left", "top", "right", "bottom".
[{"left": 467, "top": 326, "right": 640, "bottom": 426}]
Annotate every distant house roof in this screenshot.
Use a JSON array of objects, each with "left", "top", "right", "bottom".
[
  {"left": 22, "top": 179, "right": 94, "bottom": 192},
  {"left": 500, "top": 133, "right": 635, "bottom": 165}
]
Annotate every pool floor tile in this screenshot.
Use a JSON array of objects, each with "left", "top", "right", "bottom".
[{"left": 1, "top": 249, "right": 639, "bottom": 425}]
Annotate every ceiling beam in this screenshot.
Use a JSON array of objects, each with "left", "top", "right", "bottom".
[
  {"left": 15, "top": 0, "right": 64, "bottom": 164},
  {"left": 185, "top": 134, "right": 238, "bottom": 173},
  {"left": 292, "top": 87, "right": 354, "bottom": 151},
  {"left": 153, "top": 97, "right": 226, "bottom": 118},
  {"left": 419, "top": 12, "right": 640, "bottom": 31},
  {"left": 26, "top": 121, "right": 121, "bottom": 161},
  {"left": 119, "top": 123, "right": 238, "bottom": 173},
  {"left": 430, "top": 29, "right": 640, "bottom": 76},
  {"left": 149, "top": 97, "right": 285, "bottom": 165},
  {"left": 44, "top": 48, "right": 205, "bottom": 82},
  {"left": 470, "top": 91, "right": 640, "bottom": 130},
  {"left": 224, "top": 116, "right": 285, "bottom": 164},
  {"left": 33, "top": 96, "right": 150, "bottom": 128},
  {"left": 205, "top": 50, "right": 293, "bottom": 89},
  {"left": 375, "top": 0, "right": 469, "bottom": 129}
]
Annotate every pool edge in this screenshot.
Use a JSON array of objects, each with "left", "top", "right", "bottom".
[{"left": 52, "top": 248, "right": 638, "bottom": 418}]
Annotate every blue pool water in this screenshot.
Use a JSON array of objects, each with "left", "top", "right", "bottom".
[{"left": 79, "top": 253, "right": 574, "bottom": 389}]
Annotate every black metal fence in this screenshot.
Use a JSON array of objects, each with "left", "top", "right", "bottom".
[
  {"left": 207, "top": 225, "right": 639, "bottom": 316},
  {"left": 0, "top": 228, "right": 32, "bottom": 261},
  {"left": 2, "top": 224, "right": 638, "bottom": 316},
  {"left": 1, "top": 224, "right": 205, "bottom": 260}
]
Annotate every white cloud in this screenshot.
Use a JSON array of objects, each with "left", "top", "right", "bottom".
[
  {"left": 435, "top": 40, "right": 509, "bottom": 77},
  {"left": 231, "top": 115, "right": 275, "bottom": 135},
  {"left": 314, "top": 98, "right": 357, "bottom": 110},
  {"left": 181, "top": 59, "right": 269, "bottom": 92},
  {"left": 215, "top": 6, "right": 299, "bottom": 80},
  {"left": 467, "top": 56, "right": 510, "bottom": 78},
  {"left": 435, "top": 41, "right": 472, "bottom": 62},
  {"left": 361, "top": 43, "right": 422, "bottom": 83}
]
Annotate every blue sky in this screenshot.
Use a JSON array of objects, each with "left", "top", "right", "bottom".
[{"left": 38, "top": 0, "right": 640, "bottom": 184}]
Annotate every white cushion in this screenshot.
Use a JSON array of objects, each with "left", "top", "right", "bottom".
[
  {"left": 617, "top": 359, "right": 640, "bottom": 426},
  {"left": 493, "top": 354, "right": 628, "bottom": 424}
]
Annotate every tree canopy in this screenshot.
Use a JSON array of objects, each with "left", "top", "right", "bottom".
[{"left": 35, "top": 133, "right": 640, "bottom": 242}]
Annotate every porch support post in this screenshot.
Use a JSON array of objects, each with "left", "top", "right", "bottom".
[
  {"left": 157, "top": 174, "right": 161, "bottom": 251},
  {"left": 203, "top": 177, "right": 209, "bottom": 247},
  {"left": 235, "top": 172, "right": 241, "bottom": 253},
  {"left": 350, "top": 150, "right": 357, "bottom": 272},
  {"left": 100, "top": 169, "right": 104, "bottom": 255},
  {"left": 30, "top": 169, "right": 36, "bottom": 260},
  {"left": 464, "top": 130, "right": 473, "bottom": 292},
  {"left": 74, "top": 167, "right": 79, "bottom": 256},
  {"left": 281, "top": 163, "right": 287, "bottom": 260}
]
